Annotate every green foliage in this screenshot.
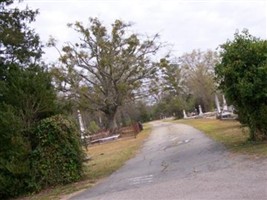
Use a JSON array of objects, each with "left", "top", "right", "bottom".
[
  {"left": 179, "top": 49, "right": 218, "bottom": 112},
  {"left": 0, "top": 0, "right": 55, "bottom": 128},
  {"left": 0, "top": 2, "right": 84, "bottom": 199},
  {"left": 0, "top": 104, "right": 31, "bottom": 199},
  {"left": 215, "top": 30, "right": 267, "bottom": 140},
  {"left": 88, "top": 120, "right": 100, "bottom": 134},
  {"left": 0, "top": 61, "right": 60, "bottom": 199},
  {"left": 151, "top": 58, "right": 194, "bottom": 118},
  {"left": 0, "top": 65, "right": 63, "bottom": 198},
  {"left": 153, "top": 97, "right": 186, "bottom": 119},
  {"left": 0, "top": 1, "right": 42, "bottom": 66},
  {"left": 152, "top": 58, "right": 186, "bottom": 118},
  {"left": 150, "top": 51, "right": 218, "bottom": 119},
  {"left": 137, "top": 103, "right": 151, "bottom": 122},
  {"left": 159, "top": 58, "right": 185, "bottom": 97},
  {"left": 0, "top": 65, "right": 58, "bottom": 129},
  {"left": 30, "top": 115, "right": 84, "bottom": 190}
]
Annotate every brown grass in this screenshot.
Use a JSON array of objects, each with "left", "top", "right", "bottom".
[{"left": 84, "top": 125, "right": 151, "bottom": 181}]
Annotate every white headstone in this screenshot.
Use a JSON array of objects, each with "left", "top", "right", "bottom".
[
  {"left": 222, "top": 95, "right": 228, "bottom": 111},
  {"left": 99, "top": 116, "right": 102, "bottom": 126},
  {"left": 183, "top": 110, "right": 188, "bottom": 118},
  {"left": 77, "top": 110, "right": 85, "bottom": 139},
  {"left": 215, "top": 94, "right": 221, "bottom": 113},
  {"left": 199, "top": 105, "right": 203, "bottom": 115}
]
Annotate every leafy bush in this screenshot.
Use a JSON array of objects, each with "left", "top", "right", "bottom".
[
  {"left": 0, "top": 113, "right": 85, "bottom": 199},
  {"left": 215, "top": 30, "right": 267, "bottom": 140},
  {"left": 29, "top": 115, "right": 84, "bottom": 190}
]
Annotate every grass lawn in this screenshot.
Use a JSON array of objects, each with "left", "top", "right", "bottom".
[
  {"left": 17, "top": 124, "right": 152, "bottom": 200},
  {"left": 175, "top": 118, "right": 267, "bottom": 157}
]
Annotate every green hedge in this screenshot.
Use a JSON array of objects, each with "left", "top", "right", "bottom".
[
  {"left": 29, "top": 115, "right": 84, "bottom": 190},
  {"left": 0, "top": 114, "right": 85, "bottom": 199}
]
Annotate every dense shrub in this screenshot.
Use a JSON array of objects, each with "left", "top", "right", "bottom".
[
  {"left": 0, "top": 66, "right": 61, "bottom": 198},
  {"left": 29, "top": 115, "right": 84, "bottom": 190},
  {"left": 0, "top": 114, "right": 85, "bottom": 199},
  {"left": 215, "top": 30, "right": 267, "bottom": 140},
  {"left": 0, "top": 105, "right": 31, "bottom": 199}
]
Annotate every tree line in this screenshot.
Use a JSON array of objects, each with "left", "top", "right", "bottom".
[
  {"left": 49, "top": 18, "right": 220, "bottom": 131},
  {"left": 1, "top": 0, "right": 266, "bottom": 198}
]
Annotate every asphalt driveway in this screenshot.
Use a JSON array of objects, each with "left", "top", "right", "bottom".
[{"left": 69, "top": 121, "right": 267, "bottom": 200}]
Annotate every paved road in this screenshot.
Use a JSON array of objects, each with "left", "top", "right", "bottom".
[{"left": 70, "top": 121, "right": 267, "bottom": 200}]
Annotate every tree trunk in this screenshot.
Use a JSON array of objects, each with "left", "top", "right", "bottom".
[{"left": 106, "top": 112, "right": 118, "bottom": 135}]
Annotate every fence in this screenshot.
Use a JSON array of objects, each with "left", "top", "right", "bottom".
[{"left": 86, "top": 122, "right": 143, "bottom": 145}]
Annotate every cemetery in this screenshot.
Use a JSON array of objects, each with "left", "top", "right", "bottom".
[
  {"left": 1, "top": 0, "right": 266, "bottom": 199},
  {"left": 183, "top": 94, "right": 237, "bottom": 120}
]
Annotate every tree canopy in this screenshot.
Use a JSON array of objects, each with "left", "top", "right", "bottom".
[
  {"left": 149, "top": 50, "right": 218, "bottom": 119},
  {"left": 179, "top": 49, "right": 219, "bottom": 112},
  {"left": 0, "top": 0, "right": 42, "bottom": 67}
]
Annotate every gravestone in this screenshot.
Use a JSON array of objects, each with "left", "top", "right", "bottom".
[
  {"left": 222, "top": 95, "right": 228, "bottom": 111},
  {"left": 199, "top": 105, "right": 203, "bottom": 116},
  {"left": 77, "top": 109, "right": 85, "bottom": 139},
  {"left": 183, "top": 110, "right": 188, "bottom": 119},
  {"left": 215, "top": 94, "right": 221, "bottom": 113}
]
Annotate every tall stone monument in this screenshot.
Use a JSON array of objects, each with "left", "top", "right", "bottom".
[
  {"left": 215, "top": 94, "right": 221, "bottom": 113},
  {"left": 222, "top": 95, "right": 228, "bottom": 111},
  {"left": 199, "top": 105, "right": 203, "bottom": 116},
  {"left": 183, "top": 110, "right": 188, "bottom": 119},
  {"left": 77, "top": 110, "right": 85, "bottom": 139}
]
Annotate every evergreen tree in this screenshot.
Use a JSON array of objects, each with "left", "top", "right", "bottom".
[{"left": 0, "top": 1, "right": 58, "bottom": 198}]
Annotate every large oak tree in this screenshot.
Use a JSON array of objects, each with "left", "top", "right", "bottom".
[{"left": 53, "top": 18, "right": 161, "bottom": 131}]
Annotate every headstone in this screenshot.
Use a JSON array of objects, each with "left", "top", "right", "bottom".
[
  {"left": 199, "top": 105, "right": 203, "bottom": 116},
  {"left": 222, "top": 95, "right": 228, "bottom": 111},
  {"left": 99, "top": 116, "right": 102, "bottom": 127},
  {"left": 215, "top": 94, "right": 221, "bottom": 113},
  {"left": 77, "top": 110, "right": 85, "bottom": 139},
  {"left": 183, "top": 110, "right": 188, "bottom": 118}
]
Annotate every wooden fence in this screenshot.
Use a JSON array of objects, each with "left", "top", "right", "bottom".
[{"left": 87, "top": 122, "right": 143, "bottom": 144}]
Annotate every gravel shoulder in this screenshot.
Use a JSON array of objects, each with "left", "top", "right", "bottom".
[{"left": 70, "top": 121, "right": 267, "bottom": 200}]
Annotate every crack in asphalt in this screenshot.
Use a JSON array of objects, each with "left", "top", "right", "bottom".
[{"left": 161, "top": 160, "right": 169, "bottom": 172}]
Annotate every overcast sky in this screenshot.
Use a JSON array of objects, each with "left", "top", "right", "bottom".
[{"left": 18, "top": 0, "right": 267, "bottom": 62}]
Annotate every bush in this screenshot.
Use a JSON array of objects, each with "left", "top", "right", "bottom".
[
  {"left": 215, "top": 30, "right": 267, "bottom": 140},
  {"left": 29, "top": 115, "right": 84, "bottom": 190}
]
